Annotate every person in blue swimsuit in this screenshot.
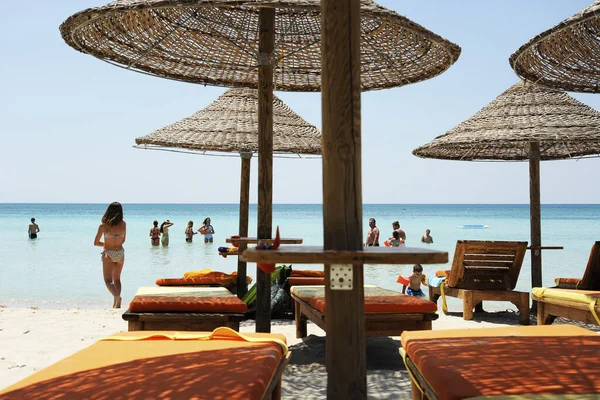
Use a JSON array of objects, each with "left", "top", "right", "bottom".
[
  {"left": 199, "top": 217, "right": 215, "bottom": 243},
  {"left": 94, "top": 202, "right": 126, "bottom": 308},
  {"left": 406, "top": 264, "right": 428, "bottom": 298}
]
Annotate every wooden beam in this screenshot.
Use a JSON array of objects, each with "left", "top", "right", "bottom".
[
  {"left": 236, "top": 152, "right": 252, "bottom": 299},
  {"left": 321, "top": 0, "right": 366, "bottom": 398},
  {"left": 256, "top": 7, "right": 275, "bottom": 333},
  {"left": 529, "top": 142, "right": 542, "bottom": 297}
]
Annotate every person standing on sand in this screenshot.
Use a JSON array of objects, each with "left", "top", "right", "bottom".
[
  {"left": 149, "top": 220, "right": 160, "bottom": 246},
  {"left": 160, "top": 220, "right": 174, "bottom": 246},
  {"left": 94, "top": 202, "right": 126, "bottom": 309},
  {"left": 392, "top": 221, "right": 407, "bottom": 243},
  {"left": 421, "top": 229, "right": 433, "bottom": 244},
  {"left": 28, "top": 218, "right": 40, "bottom": 239},
  {"left": 365, "top": 218, "right": 380, "bottom": 246}
]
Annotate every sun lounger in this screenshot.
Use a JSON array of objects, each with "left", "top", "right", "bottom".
[
  {"left": 156, "top": 271, "right": 253, "bottom": 295},
  {"left": 291, "top": 285, "right": 438, "bottom": 338},
  {"left": 554, "top": 241, "right": 600, "bottom": 290},
  {"left": 429, "top": 240, "right": 530, "bottom": 324},
  {"left": 0, "top": 328, "right": 290, "bottom": 400},
  {"left": 400, "top": 324, "right": 600, "bottom": 400},
  {"left": 287, "top": 269, "right": 325, "bottom": 286},
  {"left": 122, "top": 286, "right": 247, "bottom": 331},
  {"left": 532, "top": 287, "right": 600, "bottom": 326}
]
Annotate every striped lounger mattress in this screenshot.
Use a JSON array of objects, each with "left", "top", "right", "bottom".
[
  {"left": 122, "top": 286, "right": 248, "bottom": 332},
  {"left": 290, "top": 285, "right": 438, "bottom": 338}
]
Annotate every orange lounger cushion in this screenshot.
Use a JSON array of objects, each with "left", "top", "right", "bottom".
[
  {"left": 291, "top": 285, "right": 437, "bottom": 314},
  {"left": 156, "top": 272, "right": 252, "bottom": 286},
  {"left": 290, "top": 270, "right": 324, "bottom": 277},
  {"left": 0, "top": 330, "right": 286, "bottom": 400},
  {"left": 128, "top": 287, "right": 247, "bottom": 313},
  {"left": 401, "top": 325, "right": 600, "bottom": 399},
  {"left": 554, "top": 277, "right": 582, "bottom": 288},
  {"left": 288, "top": 277, "right": 325, "bottom": 286}
]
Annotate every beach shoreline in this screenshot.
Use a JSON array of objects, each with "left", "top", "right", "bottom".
[{"left": 2, "top": 306, "right": 575, "bottom": 398}]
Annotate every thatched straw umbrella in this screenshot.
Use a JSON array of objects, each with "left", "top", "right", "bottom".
[
  {"left": 60, "top": 1, "right": 460, "bottom": 395},
  {"left": 510, "top": 1, "right": 600, "bottom": 93},
  {"left": 60, "top": 0, "right": 460, "bottom": 328},
  {"left": 413, "top": 80, "right": 600, "bottom": 294},
  {"left": 134, "top": 88, "right": 321, "bottom": 298}
]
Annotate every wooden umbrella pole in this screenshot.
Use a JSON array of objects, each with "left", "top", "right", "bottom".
[
  {"left": 236, "top": 152, "right": 252, "bottom": 299},
  {"left": 321, "top": 0, "right": 366, "bottom": 398},
  {"left": 529, "top": 141, "right": 542, "bottom": 305},
  {"left": 256, "top": 7, "right": 275, "bottom": 333}
]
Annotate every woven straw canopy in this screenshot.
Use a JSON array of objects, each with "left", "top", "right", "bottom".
[
  {"left": 510, "top": 1, "right": 600, "bottom": 93},
  {"left": 413, "top": 81, "right": 600, "bottom": 161},
  {"left": 135, "top": 88, "right": 321, "bottom": 154},
  {"left": 60, "top": 0, "right": 461, "bottom": 92}
]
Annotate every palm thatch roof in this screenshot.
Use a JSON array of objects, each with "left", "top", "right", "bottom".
[
  {"left": 413, "top": 81, "right": 600, "bottom": 161},
  {"left": 60, "top": 0, "right": 461, "bottom": 92},
  {"left": 510, "top": 1, "right": 600, "bottom": 93},
  {"left": 135, "top": 88, "right": 321, "bottom": 154}
]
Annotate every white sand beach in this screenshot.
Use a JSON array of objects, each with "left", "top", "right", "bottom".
[{"left": 5, "top": 306, "right": 592, "bottom": 398}]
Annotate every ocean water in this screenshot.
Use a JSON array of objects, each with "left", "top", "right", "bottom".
[{"left": 1, "top": 203, "right": 599, "bottom": 310}]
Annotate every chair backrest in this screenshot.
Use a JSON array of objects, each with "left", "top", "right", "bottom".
[
  {"left": 447, "top": 240, "right": 528, "bottom": 291},
  {"left": 580, "top": 241, "right": 600, "bottom": 290}
]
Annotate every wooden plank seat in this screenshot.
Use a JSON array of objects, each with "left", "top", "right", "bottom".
[
  {"left": 0, "top": 329, "right": 290, "bottom": 400},
  {"left": 429, "top": 240, "right": 530, "bottom": 324},
  {"left": 290, "top": 285, "right": 438, "bottom": 338},
  {"left": 400, "top": 325, "right": 600, "bottom": 400},
  {"left": 554, "top": 241, "right": 600, "bottom": 290},
  {"left": 123, "top": 286, "right": 247, "bottom": 332},
  {"left": 532, "top": 287, "right": 600, "bottom": 326}
]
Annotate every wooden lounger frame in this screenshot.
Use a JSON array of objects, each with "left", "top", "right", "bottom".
[
  {"left": 402, "top": 352, "right": 439, "bottom": 400},
  {"left": 262, "top": 351, "right": 291, "bottom": 400},
  {"left": 291, "top": 293, "right": 437, "bottom": 338},
  {"left": 533, "top": 294, "right": 600, "bottom": 326},
  {"left": 429, "top": 240, "right": 530, "bottom": 325},
  {"left": 122, "top": 310, "right": 247, "bottom": 331}
]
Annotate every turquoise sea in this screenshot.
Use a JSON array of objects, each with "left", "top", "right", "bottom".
[{"left": 1, "top": 203, "right": 599, "bottom": 310}]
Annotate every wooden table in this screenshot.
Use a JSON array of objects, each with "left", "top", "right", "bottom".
[
  {"left": 226, "top": 237, "right": 303, "bottom": 245},
  {"left": 242, "top": 245, "right": 447, "bottom": 265}
]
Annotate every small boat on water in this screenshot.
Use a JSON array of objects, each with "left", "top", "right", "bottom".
[{"left": 458, "top": 224, "right": 489, "bottom": 229}]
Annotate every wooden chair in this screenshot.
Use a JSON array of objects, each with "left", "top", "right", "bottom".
[
  {"left": 429, "top": 240, "right": 530, "bottom": 324},
  {"left": 533, "top": 287, "right": 600, "bottom": 326},
  {"left": 554, "top": 241, "right": 600, "bottom": 290}
]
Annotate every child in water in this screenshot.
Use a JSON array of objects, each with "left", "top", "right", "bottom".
[
  {"left": 389, "top": 231, "right": 401, "bottom": 247},
  {"left": 406, "top": 264, "right": 427, "bottom": 297}
]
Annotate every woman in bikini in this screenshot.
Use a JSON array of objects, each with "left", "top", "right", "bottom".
[
  {"left": 185, "top": 220, "right": 197, "bottom": 243},
  {"left": 160, "top": 220, "right": 174, "bottom": 247},
  {"left": 149, "top": 220, "right": 160, "bottom": 246},
  {"left": 199, "top": 217, "right": 215, "bottom": 243},
  {"left": 94, "top": 202, "right": 126, "bottom": 308}
]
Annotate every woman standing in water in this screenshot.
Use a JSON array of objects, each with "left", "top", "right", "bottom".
[
  {"left": 149, "top": 220, "right": 160, "bottom": 246},
  {"left": 199, "top": 217, "right": 215, "bottom": 243},
  {"left": 160, "top": 220, "right": 174, "bottom": 246},
  {"left": 94, "top": 202, "right": 126, "bottom": 308},
  {"left": 185, "top": 220, "right": 197, "bottom": 243}
]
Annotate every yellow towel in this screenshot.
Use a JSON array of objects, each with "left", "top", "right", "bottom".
[
  {"left": 183, "top": 269, "right": 212, "bottom": 278},
  {"left": 532, "top": 287, "right": 600, "bottom": 325},
  {"left": 101, "top": 327, "right": 288, "bottom": 355}
]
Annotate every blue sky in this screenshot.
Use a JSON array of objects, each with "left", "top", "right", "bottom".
[{"left": 1, "top": 1, "right": 599, "bottom": 204}]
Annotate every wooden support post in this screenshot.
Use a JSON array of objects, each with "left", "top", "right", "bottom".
[
  {"left": 236, "top": 152, "right": 252, "bottom": 299},
  {"left": 256, "top": 7, "right": 275, "bottom": 333},
  {"left": 529, "top": 141, "right": 542, "bottom": 311},
  {"left": 321, "top": 0, "right": 366, "bottom": 398}
]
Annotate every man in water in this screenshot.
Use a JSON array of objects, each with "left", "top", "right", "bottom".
[
  {"left": 28, "top": 218, "right": 40, "bottom": 239},
  {"left": 421, "top": 229, "right": 433, "bottom": 244},
  {"left": 365, "top": 218, "right": 380, "bottom": 246},
  {"left": 392, "top": 221, "right": 407, "bottom": 242}
]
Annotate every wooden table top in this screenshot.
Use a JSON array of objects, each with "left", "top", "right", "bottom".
[
  {"left": 242, "top": 245, "right": 448, "bottom": 265},
  {"left": 226, "top": 237, "right": 303, "bottom": 244}
]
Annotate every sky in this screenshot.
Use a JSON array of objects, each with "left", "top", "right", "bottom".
[{"left": 1, "top": 1, "right": 599, "bottom": 204}]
